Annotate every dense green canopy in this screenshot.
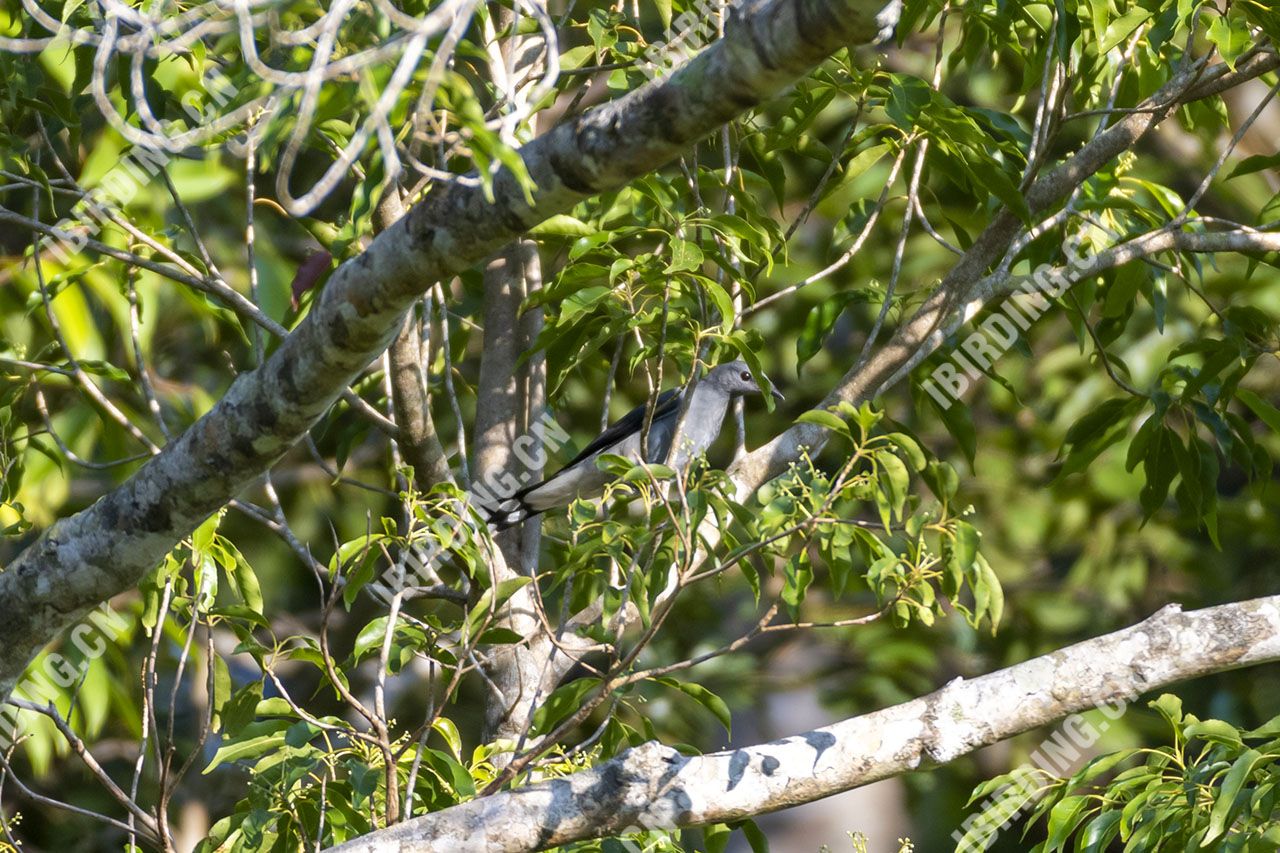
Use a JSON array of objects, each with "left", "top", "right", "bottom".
[{"left": 1, "top": 0, "right": 1280, "bottom": 849}]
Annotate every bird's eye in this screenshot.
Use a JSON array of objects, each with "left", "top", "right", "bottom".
[{"left": 740, "top": 370, "right": 751, "bottom": 382}]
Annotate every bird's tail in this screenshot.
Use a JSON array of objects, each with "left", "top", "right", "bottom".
[{"left": 483, "top": 483, "right": 545, "bottom": 531}]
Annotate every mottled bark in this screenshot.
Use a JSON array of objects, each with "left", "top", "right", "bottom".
[
  {"left": 474, "top": 241, "right": 548, "bottom": 744},
  {"left": 0, "top": 0, "right": 903, "bottom": 698},
  {"left": 475, "top": 244, "right": 536, "bottom": 492},
  {"left": 328, "top": 596, "right": 1280, "bottom": 853},
  {"left": 518, "top": 274, "right": 547, "bottom": 578}
]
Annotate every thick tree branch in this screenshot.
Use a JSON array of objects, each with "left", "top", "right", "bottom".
[
  {"left": 857, "top": 224, "right": 1280, "bottom": 403},
  {"left": 475, "top": 243, "right": 536, "bottom": 492},
  {"left": 0, "top": 0, "right": 902, "bottom": 698},
  {"left": 328, "top": 596, "right": 1280, "bottom": 852},
  {"left": 475, "top": 240, "right": 550, "bottom": 743},
  {"left": 473, "top": 241, "right": 597, "bottom": 752},
  {"left": 986, "top": 228, "right": 1280, "bottom": 304}
]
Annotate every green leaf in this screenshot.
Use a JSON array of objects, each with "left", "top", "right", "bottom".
[
  {"left": 1229, "top": 153, "right": 1280, "bottom": 180},
  {"left": 352, "top": 616, "right": 392, "bottom": 663},
  {"left": 1060, "top": 397, "right": 1144, "bottom": 478},
  {"left": 1245, "top": 712, "right": 1280, "bottom": 740},
  {"left": 210, "top": 654, "right": 233, "bottom": 733},
  {"left": 76, "top": 359, "right": 131, "bottom": 383},
  {"left": 954, "top": 521, "right": 979, "bottom": 573},
  {"left": 665, "top": 238, "right": 704, "bottom": 274},
  {"left": 782, "top": 553, "right": 813, "bottom": 610},
  {"left": 532, "top": 677, "right": 599, "bottom": 733},
  {"left": 885, "top": 432, "right": 927, "bottom": 471},
  {"left": 254, "top": 698, "right": 295, "bottom": 717},
  {"left": 844, "top": 141, "right": 892, "bottom": 179},
  {"left": 621, "top": 462, "right": 675, "bottom": 483},
  {"left": 1065, "top": 398, "right": 1135, "bottom": 447},
  {"left": 466, "top": 577, "right": 533, "bottom": 639},
  {"left": 220, "top": 681, "right": 263, "bottom": 736},
  {"left": 419, "top": 747, "right": 476, "bottom": 797},
  {"left": 1078, "top": 810, "right": 1122, "bottom": 852},
  {"left": 1182, "top": 342, "right": 1240, "bottom": 400},
  {"left": 1237, "top": 389, "right": 1280, "bottom": 436},
  {"left": 1149, "top": 693, "right": 1184, "bottom": 728},
  {"left": 558, "top": 45, "right": 596, "bottom": 71},
  {"left": 1099, "top": 7, "right": 1152, "bottom": 53},
  {"left": 879, "top": 451, "right": 910, "bottom": 520},
  {"left": 976, "top": 553, "right": 1003, "bottom": 632},
  {"left": 529, "top": 215, "right": 595, "bottom": 237},
  {"left": 587, "top": 7, "right": 620, "bottom": 59},
  {"left": 656, "top": 677, "right": 732, "bottom": 735},
  {"left": 735, "top": 819, "right": 769, "bottom": 853},
  {"left": 1206, "top": 12, "right": 1251, "bottom": 68},
  {"left": 1045, "top": 795, "right": 1091, "bottom": 852},
  {"left": 346, "top": 760, "right": 379, "bottom": 810},
  {"left": 1185, "top": 718, "right": 1244, "bottom": 748},
  {"left": 1088, "top": 0, "right": 1111, "bottom": 43},
  {"left": 225, "top": 549, "right": 264, "bottom": 614},
  {"left": 703, "top": 279, "right": 736, "bottom": 328},
  {"left": 1204, "top": 748, "right": 1261, "bottom": 844},
  {"left": 203, "top": 719, "right": 289, "bottom": 773},
  {"left": 795, "top": 409, "right": 849, "bottom": 434},
  {"left": 1069, "top": 750, "right": 1135, "bottom": 788},
  {"left": 922, "top": 460, "right": 960, "bottom": 503},
  {"left": 431, "top": 717, "right": 463, "bottom": 759},
  {"left": 655, "top": 0, "right": 672, "bottom": 29},
  {"left": 327, "top": 533, "right": 393, "bottom": 579},
  {"left": 704, "top": 824, "right": 732, "bottom": 853},
  {"left": 1101, "top": 262, "right": 1148, "bottom": 319},
  {"left": 1127, "top": 413, "right": 1160, "bottom": 472},
  {"left": 1139, "top": 428, "right": 1178, "bottom": 519}
]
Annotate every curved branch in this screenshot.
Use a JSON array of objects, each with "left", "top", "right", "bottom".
[{"left": 328, "top": 595, "right": 1280, "bottom": 852}]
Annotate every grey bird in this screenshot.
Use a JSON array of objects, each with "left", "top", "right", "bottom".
[{"left": 486, "top": 360, "right": 783, "bottom": 530}]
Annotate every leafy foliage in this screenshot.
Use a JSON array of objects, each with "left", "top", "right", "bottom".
[
  {"left": 0, "top": 0, "right": 1279, "bottom": 849},
  {"left": 965, "top": 695, "right": 1280, "bottom": 852}
]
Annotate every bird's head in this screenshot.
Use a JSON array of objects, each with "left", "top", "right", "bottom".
[{"left": 706, "top": 360, "right": 784, "bottom": 401}]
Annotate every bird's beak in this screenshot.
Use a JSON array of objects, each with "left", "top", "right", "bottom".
[{"left": 770, "top": 387, "right": 785, "bottom": 402}]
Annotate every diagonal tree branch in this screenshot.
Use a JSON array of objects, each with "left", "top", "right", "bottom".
[
  {"left": 0, "top": 0, "right": 904, "bottom": 699},
  {"left": 327, "top": 595, "right": 1280, "bottom": 853}
]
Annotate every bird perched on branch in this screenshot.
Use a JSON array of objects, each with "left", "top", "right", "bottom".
[{"left": 486, "top": 360, "right": 783, "bottom": 530}]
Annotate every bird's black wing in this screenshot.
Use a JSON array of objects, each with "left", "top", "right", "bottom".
[
  {"left": 489, "top": 388, "right": 683, "bottom": 529},
  {"left": 558, "top": 387, "right": 682, "bottom": 472}
]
